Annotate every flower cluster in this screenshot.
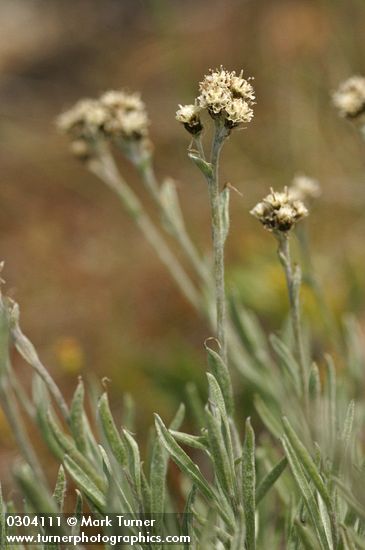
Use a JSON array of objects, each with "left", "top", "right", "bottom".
[
  {"left": 176, "top": 66, "right": 255, "bottom": 133},
  {"left": 332, "top": 76, "right": 365, "bottom": 119},
  {"left": 57, "top": 99, "right": 107, "bottom": 159},
  {"left": 198, "top": 67, "right": 255, "bottom": 127},
  {"left": 250, "top": 188, "right": 308, "bottom": 233},
  {"left": 289, "top": 174, "right": 321, "bottom": 202},
  {"left": 57, "top": 90, "right": 149, "bottom": 159},
  {"left": 99, "top": 90, "right": 149, "bottom": 139}
]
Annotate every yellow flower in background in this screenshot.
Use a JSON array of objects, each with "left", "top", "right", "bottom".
[{"left": 54, "top": 337, "right": 84, "bottom": 375}]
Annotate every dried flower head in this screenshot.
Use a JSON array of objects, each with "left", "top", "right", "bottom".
[
  {"left": 197, "top": 66, "right": 255, "bottom": 127},
  {"left": 332, "top": 76, "right": 365, "bottom": 119},
  {"left": 176, "top": 104, "right": 203, "bottom": 134},
  {"left": 289, "top": 174, "right": 321, "bottom": 202},
  {"left": 99, "top": 90, "right": 149, "bottom": 140},
  {"left": 250, "top": 188, "right": 308, "bottom": 232},
  {"left": 183, "top": 67, "right": 255, "bottom": 128},
  {"left": 225, "top": 98, "right": 254, "bottom": 127},
  {"left": 57, "top": 99, "right": 107, "bottom": 160},
  {"left": 57, "top": 99, "right": 106, "bottom": 140}
]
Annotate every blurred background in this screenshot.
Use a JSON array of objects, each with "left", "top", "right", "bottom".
[{"left": 0, "top": 0, "right": 364, "bottom": 488}]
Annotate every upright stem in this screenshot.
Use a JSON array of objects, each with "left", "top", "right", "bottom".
[
  {"left": 277, "top": 233, "right": 309, "bottom": 413},
  {"left": 207, "top": 120, "right": 229, "bottom": 364}
]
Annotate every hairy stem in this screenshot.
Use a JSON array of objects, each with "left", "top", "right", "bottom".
[
  {"left": 207, "top": 120, "right": 229, "bottom": 364},
  {"left": 277, "top": 233, "right": 309, "bottom": 413}
]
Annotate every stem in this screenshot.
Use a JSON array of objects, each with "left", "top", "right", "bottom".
[
  {"left": 207, "top": 120, "right": 230, "bottom": 364},
  {"left": 277, "top": 233, "right": 309, "bottom": 413},
  {"left": 88, "top": 151, "right": 202, "bottom": 312}
]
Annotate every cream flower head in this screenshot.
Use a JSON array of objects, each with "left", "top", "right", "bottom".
[
  {"left": 57, "top": 99, "right": 106, "bottom": 140},
  {"left": 99, "top": 90, "right": 149, "bottom": 139},
  {"left": 250, "top": 188, "right": 308, "bottom": 233},
  {"left": 332, "top": 76, "right": 365, "bottom": 118},
  {"left": 177, "top": 66, "right": 255, "bottom": 133},
  {"left": 198, "top": 67, "right": 255, "bottom": 126},
  {"left": 57, "top": 99, "right": 108, "bottom": 160}
]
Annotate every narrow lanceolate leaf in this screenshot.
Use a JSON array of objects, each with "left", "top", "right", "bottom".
[
  {"left": 256, "top": 457, "right": 288, "bottom": 505},
  {"left": 282, "top": 436, "right": 330, "bottom": 550},
  {"left": 141, "top": 471, "right": 151, "bottom": 514},
  {"left": 70, "top": 379, "right": 87, "bottom": 453},
  {"left": 207, "top": 374, "right": 236, "bottom": 491},
  {"left": 36, "top": 402, "right": 64, "bottom": 461},
  {"left": 318, "top": 494, "right": 334, "bottom": 550},
  {"left": 205, "top": 343, "right": 234, "bottom": 416},
  {"left": 242, "top": 418, "right": 256, "bottom": 550},
  {"left": 205, "top": 407, "right": 233, "bottom": 501},
  {"left": 207, "top": 373, "right": 227, "bottom": 418},
  {"left": 63, "top": 455, "right": 105, "bottom": 512},
  {"left": 98, "top": 392, "right": 127, "bottom": 467},
  {"left": 170, "top": 431, "right": 208, "bottom": 452},
  {"left": 154, "top": 414, "right": 214, "bottom": 502},
  {"left": 47, "top": 411, "right": 106, "bottom": 493},
  {"left": 150, "top": 432, "right": 168, "bottom": 517},
  {"left": 150, "top": 404, "right": 185, "bottom": 518},
  {"left": 187, "top": 152, "right": 213, "bottom": 179},
  {"left": 122, "top": 429, "right": 142, "bottom": 500},
  {"left": 282, "top": 418, "right": 332, "bottom": 510},
  {"left": 283, "top": 417, "right": 338, "bottom": 546},
  {"left": 53, "top": 466, "right": 66, "bottom": 511},
  {"left": 339, "top": 400, "right": 355, "bottom": 474}
]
